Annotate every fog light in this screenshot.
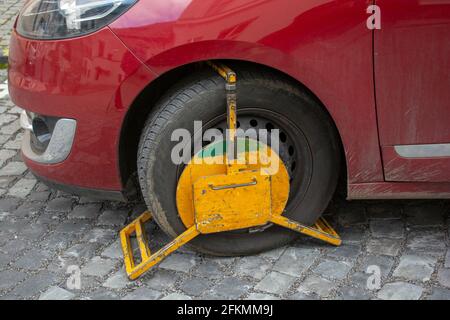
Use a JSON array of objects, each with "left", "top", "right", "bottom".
[{"left": 32, "top": 117, "right": 51, "bottom": 149}]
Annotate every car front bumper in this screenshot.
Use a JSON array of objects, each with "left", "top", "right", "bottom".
[{"left": 8, "top": 27, "right": 156, "bottom": 197}]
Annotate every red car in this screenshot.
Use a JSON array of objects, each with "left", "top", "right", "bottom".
[{"left": 8, "top": 0, "right": 450, "bottom": 255}]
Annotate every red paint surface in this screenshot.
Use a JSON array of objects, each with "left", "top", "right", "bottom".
[
  {"left": 8, "top": 0, "right": 450, "bottom": 198},
  {"left": 382, "top": 147, "right": 450, "bottom": 183},
  {"left": 111, "top": 0, "right": 383, "bottom": 184},
  {"left": 374, "top": 0, "right": 450, "bottom": 183}
]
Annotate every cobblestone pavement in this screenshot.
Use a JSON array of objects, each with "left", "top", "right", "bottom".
[{"left": 1, "top": 1, "right": 450, "bottom": 300}]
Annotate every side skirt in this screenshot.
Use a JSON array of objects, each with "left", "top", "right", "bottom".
[{"left": 348, "top": 182, "right": 450, "bottom": 200}]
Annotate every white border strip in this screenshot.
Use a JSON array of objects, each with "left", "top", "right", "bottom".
[{"left": 395, "top": 144, "right": 450, "bottom": 158}]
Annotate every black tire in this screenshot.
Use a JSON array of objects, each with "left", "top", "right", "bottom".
[{"left": 138, "top": 64, "right": 341, "bottom": 256}]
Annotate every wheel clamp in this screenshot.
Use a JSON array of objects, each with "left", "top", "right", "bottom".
[{"left": 120, "top": 62, "right": 341, "bottom": 280}]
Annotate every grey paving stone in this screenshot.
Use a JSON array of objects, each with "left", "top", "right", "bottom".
[
  {"left": 98, "top": 209, "right": 128, "bottom": 226},
  {"left": 338, "top": 204, "right": 368, "bottom": 226},
  {"left": 348, "top": 272, "right": 372, "bottom": 289},
  {"left": 0, "top": 135, "right": 9, "bottom": 146},
  {"left": 370, "top": 219, "right": 404, "bottom": 239},
  {"left": 0, "top": 197, "right": 20, "bottom": 212},
  {"left": 0, "top": 295, "right": 21, "bottom": 301},
  {"left": 84, "top": 290, "right": 120, "bottom": 300},
  {"left": 287, "top": 292, "right": 319, "bottom": 300},
  {"left": 314, "top": 259, "right": 352, "bottom": 280},
  {"left": 406, "top": 229, "right": 446, "bottom": 257},
  {"left": 13, "top": 202, "right": 42, "bottom": 218},
  {"left": 337, "top": 286, "right": 372, "bottom": 300},
  {"left": 437, "top": 268, "right": 450, "bottom": 288},
  {"left": 0, "top": 176, "right": 14, "bottom": 188},
  {"left": 234, "top": 255, "right": 272, "bottom": 280},
  {"left": 0, "top": 113, "right": 17, "bottom": 126},
  {"left": 81, "top": 256, "right": 116, "bottom": 278},
  {"left": 272, "top": 246, "right": 319, "bottom": 277},
  {"left": 208, "top": 256, "right": 237, "bottom": 268},
  {"left": 7, "top": 106, "right": 23, "bottom": 115},
  {"left": 327, "top": 244, "right": 361, "bottom": 260},
  {"left": 192, "top": 261, "right": 223, "bottom": 280},
  {"left": 46, "top": 255, "right": 81, "bottom": 275},
  {"left": 180, "top": 277, "right": 212, "bottom": 297},
  {"left": 255, "top": 272, "right": 295, "bottom": 295},
  {"left": 14, "top": 249, "right": 52, "bottom": 270},
  {"left": 78, "top": 197, "right": 102, "bottom": 204},
  {"left": 297, "top": 275, "right": 335, "bottom": 297},
  {"left": 336, "top": 227, "right": 367, "bottom": 244},
  {"left": 0, "top": 238, "right": 27, "bottom": 255},
  {"left": 28, "top": 191, "right": 51, "bottom": 201},
  {"left": 0, "top": 252, "right": 13, "bottom": 268},
  {"left": 0, "top": 270, "right": 27, "bottom": 290},
  {"left": 258, "top": 246, "right": 286, "bottom": 260},
  {"left": 46, "top": 198, "right": 73, "bottom": 212},
  {"left": 62, "top": 274, "right": 102, "bottom": 292},
  {"left": 10, "top": 271, "right": 59, "bottom": 299},
  {"left": 209, "top": 277, "right": 253, "bottom": 299},
  {"left": 68, "top": 204, "right": 102, "bottom": 219},
  {"left": 122, "top": 287, "right": 162, "bottom": 300},
  {"left": 35, "top": 214, "right": 60, "bottom": 226},
  {"left": 246, "top": 292, "right": 279, "bottom": 300},
  {"left": 393, "top": 254, "right": 437, "bottom": 282},
  {"left": 426, "top": 287, "right": 450, "bottom": 300},
  {"left": 0, "top": 134, "right": 10, "bottom": 145},
  {"left": 63, "top": 242, "right": 102, "bottom": 260},
  {"left": 0, "top": 218, "right": 29, "bottom": 234},
  {"left": 103, "top": 270, "right": 130, "bottom": 290},
  {"left": 0, "top": 120, "right": 20, "bottom": 135},
  {"left": 367, "top": 238, "right": 402, "bottom": 257},
  {"left": 444, "top": 249, "right": 450, "bottom": 268},
  {"left": 161, "top": 293, "right": 192, "bottom": 300},
  {"left": 20, "top": 223, "right": 49, "bottom": 241},
  {"left": 101, "top": 240, "right": 122, "bottom": 260},
  {"left": 39, "top": 286, "right": 75, "bottom": 300},
  {"left": 159, "top": 253, "right": 198, "bottom": 273},
  {"left": 81, "top": 228, "right": 116, "bottom": 244},
  {"left": 367, "top": 203, "right": 402, "bottom": 220},
  {"left": 34, "top": 183, "right": 50, "bottom": 192},
  {"left": 358, "top": 255, "right": 395, "bottom": 279},
  {"left": 40, "top": 232, "right": 77, "bottom": 253},
  {"left": 8, "top": 178, "right": 36, "bottom": 198},
  {"left": 3, "top": 134, "right": 23, "bottom": 150},
  {"left": 144, "top": 269, "right": 180, "bottom": 291},
  {"left": 54, "top": 220, "right": 91, "bottom": 234},
  {"left": 0, "top": 149, "right": 15, "bottom": 166},
  {"left": 377, "top": 282, "right": 423, "bottom": 300},
  {"left": 0, "top": 161, "right": 26, "bottom": 176},
  {"left": 405, "top": 203, "right": 445, "bottom": 226}
]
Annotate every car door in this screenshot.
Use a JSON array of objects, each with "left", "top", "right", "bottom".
[{"left": 375, "top": 0, "right": 450, "bottom": 182}]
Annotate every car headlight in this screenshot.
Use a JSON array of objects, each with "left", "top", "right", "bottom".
[{"left": 17, "top": 0, "right": 137, "bottom": 40}]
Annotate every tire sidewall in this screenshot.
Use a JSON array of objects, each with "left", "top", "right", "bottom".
[{"left": 139, "top": 71, "right": 340, "bottom": 256}]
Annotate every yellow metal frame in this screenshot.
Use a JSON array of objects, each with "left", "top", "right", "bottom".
[
  {"left": 120, "top": 212, "right": 200, "bottom": 280},
  {"left": 120, "top": 62, "right": 342, "bottom": 280},
  {"left": 120, "top": 211, "right": 341, "bottom": 280}
]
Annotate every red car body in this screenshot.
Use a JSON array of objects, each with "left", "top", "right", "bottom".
[{"left": 8, "top": 0, "right": 450, "bottom": 200}]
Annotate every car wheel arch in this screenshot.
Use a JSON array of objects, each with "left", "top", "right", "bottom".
[{"left": 118, "top": 59, "right": 347, "bottom": 199}]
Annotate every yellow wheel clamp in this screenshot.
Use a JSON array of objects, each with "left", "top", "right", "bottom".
[{"left": 120, "top": 62, "right": 342, "bottom": 280}]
